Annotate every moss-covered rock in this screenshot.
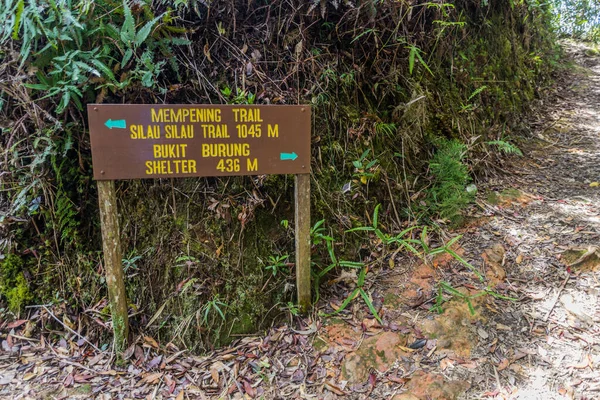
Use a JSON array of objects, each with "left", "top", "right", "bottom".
[{"left": 0, "top": 255, "right": 33, "bottom": 312}]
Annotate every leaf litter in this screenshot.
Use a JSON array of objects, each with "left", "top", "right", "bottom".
[{"left": 1, "top": 42, "right": 600, "bottom": 399}]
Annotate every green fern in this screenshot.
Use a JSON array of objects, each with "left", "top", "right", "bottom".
[
  {"left": 487, "top": 140, "right": 523, "bottom": 156},
  {"left": 427, "top": 140, "right": 474, "bottom": 221},
  {"left": 55, "top": 189, "right": 79, "bottom": 244}
]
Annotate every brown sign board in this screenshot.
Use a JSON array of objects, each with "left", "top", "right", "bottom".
[{"left": 87, "top": 104, "right": 311, "bottom": 180}]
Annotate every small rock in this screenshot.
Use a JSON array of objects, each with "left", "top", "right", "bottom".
[
  {"left": 343, "top": 332, "right": 408, "bottom": 383},
  {"left": 496, "top": 323, "right": 512, "bottom": 331},
  {"left": 403, "top": 371, "right": 470, "bottom": 400},
  {"left": 477, "top": 328, "right": 489, "bottom": 339}
]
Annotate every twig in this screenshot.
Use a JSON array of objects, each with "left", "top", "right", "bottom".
[
  {"left": 383, "top": 171, "right": 402, "bottom": 230},
  {"left": 39, "top": 305, "right": 102, "bottom": 353},
  {"left": 543, "top": 274, "right": 570, "bottom": 322},
  {"left": 8, "top": 334, "right": 39, "bottom": 343},
  {"left": 57, "top": 357, "right": 102, "bottom": 374},
  {"left": 493, "top": 365, "right": 502, "bottom": 392}
]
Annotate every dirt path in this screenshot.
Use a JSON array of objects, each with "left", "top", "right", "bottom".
[{"left": 1, "top": 42, "right": 600, "bottom": 400}]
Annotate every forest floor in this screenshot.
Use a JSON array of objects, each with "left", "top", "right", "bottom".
[{"left": 1, "top": 42, "right": 600, "bottom": 400}]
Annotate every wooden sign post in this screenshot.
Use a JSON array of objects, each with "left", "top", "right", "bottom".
[
  {"left": 97, "top": 180, "right": 129, "bottom": 353},
  {"left": 88, "top": 104, "right": 312, "bottom": 350}
]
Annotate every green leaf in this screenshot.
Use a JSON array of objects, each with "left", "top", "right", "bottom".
[
  {"left": 317, "top": 262, "right": 337, "bottom": 278},
  {"left": 414, "top": 48, "right": 434, "bottom": 76},
  {"left": 24, "top": 83, "right": 50, "bottom": 90},
  {"left": 420, "top": 226, "right": 429, "bottom": 253},
  {"left": 365, "top": 159, "right": 378, "bottom": 169},
  {"left": 134, "top": 14, "right": 164, "bottom": 47},
  {"left": 122, "top": 48, "right": 133, "bottom": 68},
  {"left": 468, "top": 85, "right": 488, "bottom": 101},
  {"left": 466, "top": 298, "right": 475, "bottom": 315},
  {"left": 440, "top": 281, "right": 463, "bottom": 297},
  {"left": 57, "top": 91, "right": 70, "bottom": 114},
  {"left": 408, "top": 46, "right": 416, "bottom": 75},
  {"left": 346, "top": 226, "right": 375, "bottom": 233},
  {"left": 396, "top": 225, "right": 419, "bottom": 237},
  {"left": 359, "top": 288, "right": 382, "bottom": 324},
  {"left": 90, "top": 59, "right": 116, "bottom": 82},
  {"left": 445, "top": 234, "right": 463, "bottom": 248},
  {"left": 12, "top": 0, "right": 24, "bottom": 40},
  {"left": 325, "top": 288, "right": 359, "bottom": 317},
  {"left": 120, "top": 0, "right": 136, "bottom": 45},
  {"left": 375, "top": 229, "right": 388, "bottom": 244},
  {"left": 326, "top": 241, "right": 337, "bottom": 265},
  {"left": 357, "top": 266, "right": 367, "bottom": 286},
  {"left": 446, "top": 248, "right": 484, "bottom": 281},
  {"left": 339, "top": 261, "right": 364, "bottom": 268},
  {"left": 373, "top": 204, "right": 380, "bottom": 229}
]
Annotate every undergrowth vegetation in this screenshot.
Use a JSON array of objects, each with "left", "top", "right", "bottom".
[{"left": 1, "top": 0, "right": 559, "bottom": 350}]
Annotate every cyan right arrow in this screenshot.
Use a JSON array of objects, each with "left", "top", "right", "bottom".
[{"left": 280, "top": 152, "right": 298, "bottom": 161}]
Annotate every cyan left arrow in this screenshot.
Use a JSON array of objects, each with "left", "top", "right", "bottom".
[{"left": 104, "top": 119, "right": 127, "bottom": 129}]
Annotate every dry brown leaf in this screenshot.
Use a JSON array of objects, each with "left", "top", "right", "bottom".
[
  {"left": 440, "top": 358, "right": 454, "bottom": 370},
  {"left": 22, "top": 373, "right": 36, "bottom": 381},
  {"left": 175, "top": 390, "right": 184, "bottom": 400},
  {"left": 210, "top": 367, "right": 219, "bottom": 384},
  {"left": 88, "top": 353, "right": 104, "bottom": 367},
  {"left": 63, "top": 374, "right": 74, "bottom": 387},
  {"left": 497, "top": 358, "right": 510, "bottom": 371},
  {"left": 243, "top": 380, "right": 256, "bottom": 398},
  {"left": 73, "top": 374, "right": 94, "bottom": 383},
  {"left": 144, "top": 336, "right": 159, "bottom": 349},
  {"left": 6, "top": 320, "right": 28, "bottom": 329},
  {"left": 143, "top": 372, "right": 163, "bottom": 385},
  {"left": 324, "top": 381, "right": 347, "bottom": 395},
  {"left": 203, "top": 43, "right": 213, "bottom": 63}
]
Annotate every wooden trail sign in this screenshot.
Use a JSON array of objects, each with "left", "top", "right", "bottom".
[
  {"left": 88, "top": 104, "right": 312, "bottom": 355},
  {"left": 88, "top": 104, "right": 311, "bottom": 180}
]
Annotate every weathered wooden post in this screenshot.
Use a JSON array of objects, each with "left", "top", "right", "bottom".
[
  {"left": 96, "top": 180, "right": 129, "bottom": 353},
  {"left": 295, "top": 173, "right": 311, "bottom": 312}
]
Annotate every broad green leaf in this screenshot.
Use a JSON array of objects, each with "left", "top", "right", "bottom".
[
  {"left": 12, "top": 0, "right": 24, "bottom": 40},
  {"left": 120, "top": 0, "right": 135, "bottom": 45},
  {"left": 90, "top": 59, "right": 116, "bottom": 81},
  {"left": 408, "top": 46, "right": 416, "bottom": 74},
  {"left": 122, "top": 48, "right": 133, "bottom": 68},
  {"left": 134, "top": 14, "right": 164, "bottom": 47},
  {"left": 373, "top": 204, "right": 380, "bottom": 229}
]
